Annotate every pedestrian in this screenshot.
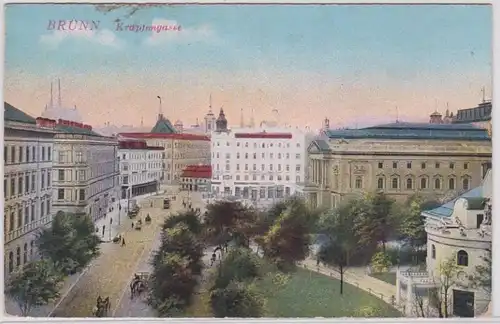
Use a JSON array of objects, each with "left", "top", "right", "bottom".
[
  {"left": 210, "top": 253, "right": 216, "bottom": 266},
  {"left": 131, "top": 222, "right": 134, "bottom": 229},
  {"left": 121, "top": 237, "right": 126, "bottom": 246}
]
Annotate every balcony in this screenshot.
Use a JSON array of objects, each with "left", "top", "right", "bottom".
[{"left": 4, "top": 215, "right": 53, "bottom": 244}]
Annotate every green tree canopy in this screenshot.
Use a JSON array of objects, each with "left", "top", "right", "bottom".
[
  {"left": 5, "top": 260, "right": 63, "bottom": 316},
  {"left": 36, "top": 212, "right": 100, "bottom": 274},
  {"left": 210, "top": 281, "right": 265, "bottom": 318},
  {"left": 162, "top": 210, "right": 203, "bottom": 235},
  {"left": 210, "top": 247, "right": 262, "bottom": 290}
]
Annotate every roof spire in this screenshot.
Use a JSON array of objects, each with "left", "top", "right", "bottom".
[
  {"left": 58, "top": 78, "right": 62, "bottom": 107},
  {"left": 50, "top": 81, "right": 53, "bottom": 108},
  {"left": 209, "top": 93, "right": 212, "bottom": 112},
  {"left": 482, "top": 86, "right": 486, "bottom": 103},
  {"left": 240, "top": 108, "right": 244, "bottom": 128}
]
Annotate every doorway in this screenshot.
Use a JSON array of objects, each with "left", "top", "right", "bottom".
[{"left": 453, "top": 289, "right": 474, "bottom": 317}]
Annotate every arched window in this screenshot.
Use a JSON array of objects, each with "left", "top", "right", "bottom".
[
  {"left": 355, "top": 177, "right": 362, "bottom": 189},
  {"left": 8, "top": 252, "right": 14, "bottom": 273},
  {"left": 392, "top": 177, "right": 398, "bottom": 189},
  {"left": 406, "top": 178, "right": 413, "bottom": 190},
  {"left": 431, "top": 244, "right": 436, "bottom": 259},
  {"left": 462, "top": 178, "right": 469, "bottom": 190},
  {"left": 449, "top": 177, "right": 455, "bottom": 190},
  {"left": 23, "top": 243, "right": 28, "bottom": 264},
  {"left": 16, "top": 247, "right": 21, "bottom": 268},
  {"left": 435, "top": 178, "right": 441, "bottom": 189},
  {"left": 420, "top": 177, "right": 427, "bottom": 189},
  {"left": 377, "top": 177, "right": 384, "bottom": 189},
  {"left": 457, "top": 250, "right": 469, "bottom": 266},
  {"left": 30, "top": 240, "right": 34, "bottom": 258}
]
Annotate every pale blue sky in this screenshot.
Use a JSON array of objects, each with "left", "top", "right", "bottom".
[{"left": 3, "top": 4, "right": 493, "bottom": 128}]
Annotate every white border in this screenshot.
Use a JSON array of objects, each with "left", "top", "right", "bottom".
[{"left": 0, "top": 0, "right": 498, "bottom": 323}]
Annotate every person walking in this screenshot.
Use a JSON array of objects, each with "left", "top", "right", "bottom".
[
  {"left": 131, "top": 222, "right": 134, "bottom": 229},
  {"left": 121, "top": 237, "right": 126, "bottom": 247}
]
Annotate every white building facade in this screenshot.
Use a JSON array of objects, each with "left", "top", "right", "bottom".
[
  {"left": 4, "top": 105, "right": 57, "bottom": 277},
  {"left": 396, "top": 169, "right": 492, "bottom": 317},
  {"left": 210, "top": 125, "right": 310, "bottom": 208},
  {"left": 118, "top": 139, "right": 163, "bottom": 199},
  {"left": 49, "top": 119, "right": 120, "bottom": 223}
]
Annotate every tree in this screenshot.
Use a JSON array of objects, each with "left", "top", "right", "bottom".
[
  {"left": 163, "top": 210, "right": 203, "bottom": 236},
  {"left": 317, "top": 202, "right": 361, "bottom": 294},
  {"left": 210, "top": 281, "right": 265, "bottom": 318},
  {"left": 429, "top": 257, "right": 460, "bottom": 318},
  {"left": 370, "top": 251, "right": 392, "bottom": 273},
  {"left": 149, "top": 253, "right": 198, "bottom": 316},
  {"left": 354, "top": 192, "right": 396, "bottom": 252},
  {"left": 260, "top": 199, "right": 311, "bottom": 270},
  {"left": 154, "top": 223, "right": 204, "bottom": 275},
  {"left": 468, "top": 249, "right": 491, "bottom": 294},
  {"left": 36, "top": 212, "right": 101, "bottom": 274},
  {"left": 211, "top": 247, "right": 262, "bottom": 290},
  {"left": 397, "top": 194, "right": 441, "bottom": 255},
  {"left": 204, "top": 201, "right": 257, "bottom": 251},
  {"left": 5, "top": 260, "right": 63, "bottom": 316}
]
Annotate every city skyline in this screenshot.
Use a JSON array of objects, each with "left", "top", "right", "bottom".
[{"left": 4, "top": 4, "right": 492, "bottom": 129}]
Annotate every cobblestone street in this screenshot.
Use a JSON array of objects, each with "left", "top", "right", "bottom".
[{"left": 50, "top": 191, "right": 186, "bottom": 317}]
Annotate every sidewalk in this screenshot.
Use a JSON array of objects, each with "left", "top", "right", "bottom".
[{"left": 4, "top": 191, "right": 166, "bottom": 317}]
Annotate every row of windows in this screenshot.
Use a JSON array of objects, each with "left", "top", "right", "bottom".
[
  {"left": 214, "top": 141, "right": 300, "bottom": 149},
  {"left": 120, "top": 152, "right": 163, "bottom": 160},
  {"left": 4, "top": 145, "right": 52, "bottom": 164},
  {"left": 121, "top": 162, "right": 161, "bottom": 172},
  {"left": 214, "top": 163, "right": 302, "bottom": 172},
  {"left": 121, "top": 172, "right": 161, "bottom": 185},
  {"left": 378, "top": 161, "right": 469, "bottom": 170},
  {"left": 430, "top": 246, "right": 469, "bottom": 267},
  {"left": 4, "top": 199, "right": 51, "bottom": 233},
  {"left": 57, "top": 188, "right": 86, "bottom": 201},
  {"left": 4, "top": 170, "right": 51, "bottom": 199},
  {"left": 181, "top": 178, "right": 210, "bottom": 183},
  {"left": 357, "top": 175, "right": 470, "bottom": 191},
  {"left": 57, "top": 149, "right": 115, "bottom": 164},
  {"left": 213, "top": 174, "right": 301, "bottom": 183},
  {"left": 213, "top": 152, "right": 302, "bottom": 160},
  {"left": 212, "top": 185, "right": 293, "bottom": 199},
  {"left": 6, "top": 241, "right": 36, "bottom": 274}
]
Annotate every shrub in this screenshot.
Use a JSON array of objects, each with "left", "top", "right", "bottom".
[{"left": 370, "top": 251, "right": 392, "bottom": 273}]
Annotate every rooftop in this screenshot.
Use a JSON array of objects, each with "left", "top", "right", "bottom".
[
  {"left": 234, "top": 132, "right": 293, "bottom": 139},
  {"left": 324, "top": 122, "right": 490, "bottom": 141},
  {"left": 422, "top": 187, "right": 485, "bottom": 219},
  {"left": 120, "top": 132, "right": 210, "bottom": 141},
  {"left": 181, "top": 165, "right": 212, "bottom": 179},
  {"left": 151, "top": 115, "right": 177, "bottom": 134},
  {"left": 119, "top": 140, "right": 164, "bottom": 150},
  {"left": 4, "top": 102, "right": 37, "bottom": 124},
  {"left": 452, "top": 101, "right": 492, "bottom": 124}
]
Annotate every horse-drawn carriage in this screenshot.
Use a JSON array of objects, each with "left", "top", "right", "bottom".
[
  {"left": 128, "top": 205, "right": 140, "bottom": 219},
  {"left": 92, "top": 296, "right": 111, "bottom": 317},
  {"left": 130, "top": 272, "right": 150, "bottom": 299},
  {"left": 145, "top": 214, "right": 152, "bottom": 224},
  {"left": 135, "top": 219, "right": 142, "bottom": 230}
]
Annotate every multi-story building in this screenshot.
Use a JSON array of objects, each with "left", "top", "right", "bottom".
[
  {"left": 452, "top": 100, "right": 492, "bottom": 129},
  {"left": 120, "top": 114, "right": 210, "bottom": 186},
  {"left": 180, "top": 165, "right": 212, "bottom": 192},
  {"left": 304, "top": 122, "right": 492, "bottom": 209},
  {"left": 396, "top": 168, "right": 492, "bottom": 317},
  {"left": 4, "top": 103, "right": 57, "bottom": 276},
  {"left": 49, "top": 118, "right": 120, "bottom": 223},
  {"left": 210, "top": 108, "right": 313, "bottom": 207},
  {"left": 118, "top": 139, "right": 163, "bottom": 199}
]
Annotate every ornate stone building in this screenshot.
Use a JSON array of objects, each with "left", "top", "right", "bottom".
[
  {"left": 4, "top": 103, "right": 57, "bottom": 276},
  {"left": 303, "top": 122, "right": 492, "bottom": 208},
  {"left": 396, "top": 169, "right": 492, "bottom": 317},
  {"left": 50, "top": 118, "right": 120, "bottom": 223}
]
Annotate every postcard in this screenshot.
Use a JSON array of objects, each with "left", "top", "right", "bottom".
[{"left": 3, "top": 2, "right": 492, "bottom": 319}]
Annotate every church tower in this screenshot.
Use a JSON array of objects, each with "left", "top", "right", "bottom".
[
  {"left": 204, "top": 94, "right": 217, "bottom": 134},
  {"left": 216, "top": 107, "right": 228, "bottom": 132}
]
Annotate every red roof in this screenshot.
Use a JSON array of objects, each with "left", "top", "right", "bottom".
[
  {"left": 181, "top": 165, "right": 211, "bottom": 179},
  {"left": 119, "top": 132, "right": 210, "bottom": 141},
  {"left": 234, "top": 132, "right": 292, "bottom": 139},
  {"left": 119, "top": 140, "right": 164, "bottom": 150}
]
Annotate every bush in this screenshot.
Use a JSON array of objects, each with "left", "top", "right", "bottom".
[{"left": 370, "top": 251, "right": 392, "bottom": 273}]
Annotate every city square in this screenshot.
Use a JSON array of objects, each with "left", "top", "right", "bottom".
[{"left": 3, "top": 3, "right": 493, "bottom": 319}]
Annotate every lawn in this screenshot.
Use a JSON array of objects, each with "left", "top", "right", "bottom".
[
  {"left": 370, "top": 272, "right": 397, "bottom": 286},
  {"left": 186, "top": 267, "right": 401, "bottom": 318}
]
